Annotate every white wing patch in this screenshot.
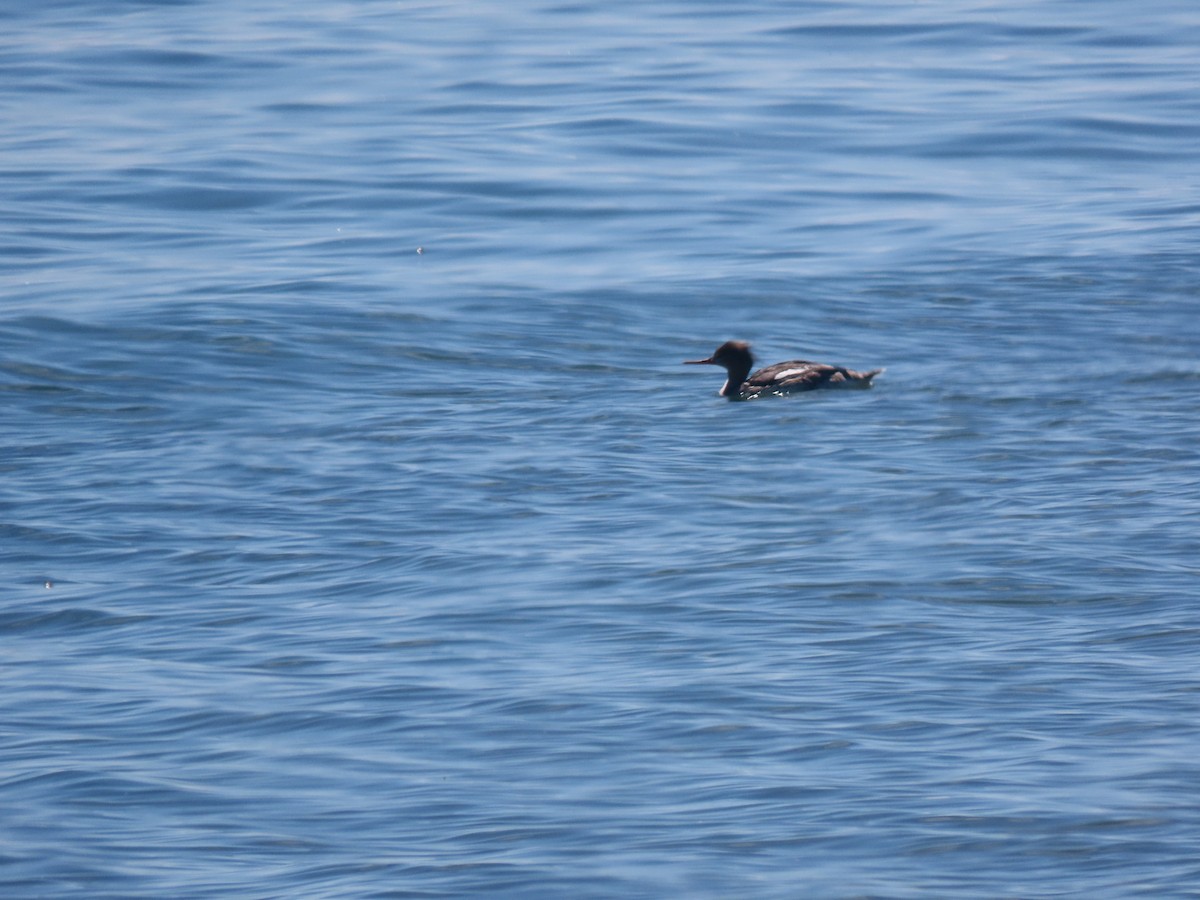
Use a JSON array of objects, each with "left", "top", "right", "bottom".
[{"left": 772, "top": 367, "right": 813, "bottom": 380}]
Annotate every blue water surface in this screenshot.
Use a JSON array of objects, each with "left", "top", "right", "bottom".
[{"left": 3, "top": 1, "right": 1200, "bottom": 897}]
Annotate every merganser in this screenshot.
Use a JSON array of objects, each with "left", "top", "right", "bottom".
[{"left": 684, "top": 340, "right": 882, "bottom": 400}]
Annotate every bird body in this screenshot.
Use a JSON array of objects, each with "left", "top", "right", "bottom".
[{"left": 685, "top": 340, "right": 882, "bottom": 400}]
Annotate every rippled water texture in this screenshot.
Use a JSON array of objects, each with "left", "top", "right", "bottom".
[{"left": 3, "top": 1, "right": 1199, "bottom": 897}]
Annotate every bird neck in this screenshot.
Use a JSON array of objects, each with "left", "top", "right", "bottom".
[
  {"left": 718, "top": 360, "right": 751, "bottom": 398},
  {"left": 719, "top": 374, "right": 747, "bottom": 399}
]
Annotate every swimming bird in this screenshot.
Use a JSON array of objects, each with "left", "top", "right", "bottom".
[{"left": 684, "top": 340, "right": 882, "bottom": 400}]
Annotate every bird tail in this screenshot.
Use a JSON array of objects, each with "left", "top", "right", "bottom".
[{"left": 851, "top": 367, "right": 884, "bottom": 386}]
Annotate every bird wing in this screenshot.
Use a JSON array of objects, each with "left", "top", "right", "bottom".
[{"left": 747, "top": 361, "right": 839, "bottom": 393}]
